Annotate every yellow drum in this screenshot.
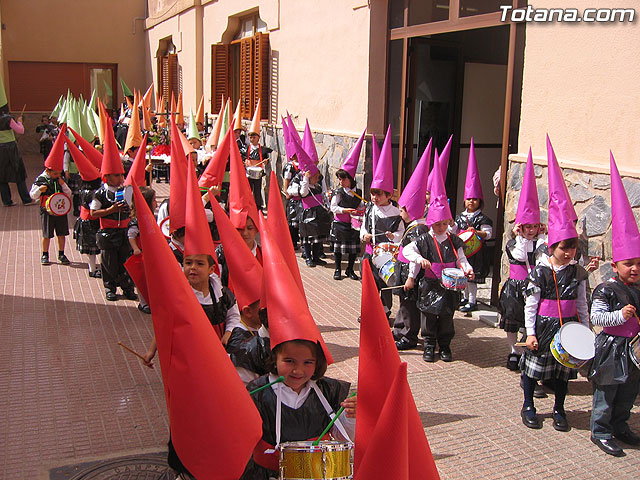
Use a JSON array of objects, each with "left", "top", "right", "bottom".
[
  {"left": 278, "top": 441, "right": 353, "bottom": 480},
  {"left": 458, "top": 230, "right": 481, "bottom": 258}
]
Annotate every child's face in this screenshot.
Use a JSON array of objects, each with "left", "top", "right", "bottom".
[
  {"left": 237, "top": 217, "right": 258, "bottom": 249},
  {"left": 522, "top": 223, "right": 540, "bottom": 240},
  {"left": 370, "top": 190, "right": 391, "bottom": 207},
  {"left": 189, "top": 138, "right": 202, "bottom": 150},
  {"left": 465, "top": 198, "right": 480, "bottom": 213},
  {"left": 46, "top": 168, "right": 62, "bottom": 179},
  {"left": 431, "top": 219, "right": 450, "bottom": 236},
  {"left": 241, "top": 301, "right": 261, "bottom": 327},
  {"left": 276, "top": 342, "right": 317, "bottom": 393},
  {"left": 150, "top": 194, "right": 158, "bottom": 212},
  {"left": 399, "top": 206, "right": 412, "bottom": 223},
  {"left": 613, "top": 258, "right": 640, "bottom": 285},
  {"left": 105, "top": 173, "right": 124, "bottom": 188},
  {"left": 249, "top": 133, "right": 260, "bottom": 146},
  {"left": 550, "top": 241, "right": 577, "bottom": 266},
  {"left": 183, "top": 254, "right": 215, "bottom": 288},
  {"left": 338, "top": 176, "right": 351, "bottom": 189}
]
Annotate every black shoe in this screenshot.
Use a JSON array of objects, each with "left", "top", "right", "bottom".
[
  {"left": 333, "top": 270, "right": 342, "bottom": 280},
  {"left": 58, "top": 253, "right": 71, "bottom": 265},
  {"left": 392, "top": 331, "right": 403, "bottom": 342},
  {"left": 344, "top": 268, "right": 359, "bottom": 280},
  {"left": 319, "top": 251, "right": 327, "bottom": 259},
  {"left": 138, "top": 303, "right": 151, "bottom": 314},
  {"left": 439, "top": 348, "right": 453, "bottom": 362},
  {"left": 123, "top": 290, "right": 138, "bottom": 301},
  {"left": 106, "top": 291, "right": 117, "bottom": 301},
  {"left": 423, "top": 345, "right": 436, "bottom": 362},
  {"left": 521, "top": 406, "right": 542, "bottom": 429},
  {"left": 460, "top": 302, "right": 477, "bottom": 313},
  {"left": 614, "top": 430, "right": 640, "bottom": 445},
  {"left": 396, "top": 338, "right": 418, "bottom": 351},
  {"left": 459, "top": 298, "right": 468, "bottom": 306},
  {"left": 4, "top": 200, "right": 15, "bottom": 207},
  {"left": 93, "top": 269, "right": 102, "bottom": 278},
  {"left": 301, "top": 251, "right": 308, "bottom": 260},
  {"left": 22, "top": 199, "right": 34, "bottom": 205},
  {"left": 552, "top": 410, "right": 570, "bottom": 432},
  {"left": 306, "top": 259, "right": 316, "bottom": 268},
  {"left": 313, "top": 257, "right": 327, "bottom": 266},
  {"left": 41, "top": 253, "right": 50, "bottom": 265},
  {"left": 506, "top": 353, "right": 521, "bottom": 371},
  {"left": 591, "top": 436, "right": 624, "bottom": 457}
]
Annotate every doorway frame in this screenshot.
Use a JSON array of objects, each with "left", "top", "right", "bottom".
[{"left": 387, "top": 0, "right": 522, "bottom": 304}]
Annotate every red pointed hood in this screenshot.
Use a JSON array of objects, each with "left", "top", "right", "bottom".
[
  {"left": 355, "top": 363, "right": 410, "bottom": 480},
  {"left": 63, "top": 135, "right": 101, "bottom": 181},
  {"left": 169, "top": 115, "right": 188, "bottom": 233},
  {"left": 261, "top": 217, "right": 333, "bottom": 364},
  {"left": 228, "top": 132, "right": 259, "bottom": 229},
  {"left": 44, "top": 124, "right": 67, "bottom": 171},
  {"left": 125, "top": 134, "right": 149, "bottom": 187},
  {"left": 199, "top": 126, "right": 232, "bottom": 189},
  {"left": 101, "top": 115, "right": 125, "bottom": 176},
  {"left": 68, "top": 126, "right": 102, "bottom": 169},
  {"left": 132, "top": 183, "right": 262, "bottom": 479},
  {"left": 184, "top": 159, "right": 217, "bottom": 259},
  {"left": 211, "top": 197, "right": 263, "bottom": 309},
  {"left": 355, "top": 261, "right": 440, "bottom": 479},
  {"left": 266, "top": 171, "right": 306, "bottom": 297}
]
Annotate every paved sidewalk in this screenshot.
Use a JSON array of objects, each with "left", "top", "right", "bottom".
[{"left": 1, "top": 154, "right": 639, "bottom": 479}]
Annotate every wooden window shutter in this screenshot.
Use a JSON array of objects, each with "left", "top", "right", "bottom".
[
  {"left": 211, "top": 44, "right": 229, "bottom": 113},
  {"left": 159, "top": 56, "right": 170, "bottom": 103},
  {"left": 239, "top": 37, "right": 253, "bottom": 120},
  {"left": 168, "top": 53, "right": 180, "bottom": 98},
  {"left": 253, "top": 33, "right": 269, "bottom": 120}
]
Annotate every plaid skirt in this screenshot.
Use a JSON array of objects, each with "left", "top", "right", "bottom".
[
  {"left": 520, "top": 349, "right": 577, "bottom": 382},
  {"left": 330, "top": 220, "right": 361, "bottom": 254},
  {"left": 301, "top": 235, "right": 327, "bottom": 246},
  {"left": 74, "top": 218, "right": 100, "bottom": 255}
]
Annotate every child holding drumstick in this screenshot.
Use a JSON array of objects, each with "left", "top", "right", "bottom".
[{"left": 588, "top": 154, "right": 640, "bottom": 457}]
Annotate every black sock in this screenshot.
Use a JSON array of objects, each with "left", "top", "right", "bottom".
[
  {"left": 347, "top": 253, "right": 357, "bottom": 270},
  {"left": 58, "top": 250, "right": 65, "bottom": 256},
  {"left": 334, "top": 252, "right": 342, "bottom": 270},
  {"left": 521, "top": 374, "right": 536, "bottom": 409},
  {"left": 553, "top": 380, "right": 568, "bottom": 414},
  {"left": 42, "top": 251, "right": 48, "bottom": 256}
]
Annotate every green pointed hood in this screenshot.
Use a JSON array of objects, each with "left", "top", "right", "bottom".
[
  {"left": 51, "top": 95, "right": 64, "bottom": 117},
  {"left": 187, "top": 110, "right": 200, "bottom": 140},
  {"left": 0, "top": 74, "right": 8, "bottom": 107},
  {"left": 120, "top": 78, "right": 133, "bottom": 98}
]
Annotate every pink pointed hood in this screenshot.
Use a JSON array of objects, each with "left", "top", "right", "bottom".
[
  {"left": 547, "top": 135, "right": 577, "bottom": 222},
  {"left": 547, "top": 135, "right": 577, "bottom": 246},
  {"left": 293, "top": 126, "right": 318, "bottom": 176},
  {"left": 398, "top": 139, "right": 432, "bottom": 221},
  {"left": 426, "top": 149, "right": 439, "bottom": 192},
  {"left": 610, "top": 152, "right": 640, "bottom": 263},
  {"left": 371, "top": 133, "right": 380, "bottom": 176},
  {"left": 426, "top": 153, "right": 452, "bottom": 226},
  {"left": 281, "top": 116, "right": 295, "bottom": 160},
  {"left": 341, "top": 129, "right": 366, "bottom": 178},
  {"left": 515, "top": 148, "right": 541, "bottom": 225},
  {"left": 370, "top": 125, "right": 394, "bottom": 193},
  {"left": 437, "top": 134, "right": 453, "bottom": 177},
  {"left": 302, "top": 119, "right": 318, "bottom": 163},
  {"left": 463, "top": 138, "right": 483, "bottom": 200}
]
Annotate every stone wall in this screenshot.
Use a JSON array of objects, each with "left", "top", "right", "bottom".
[{"left": 503, "top": 159, "right": 640, "bottom": 289}]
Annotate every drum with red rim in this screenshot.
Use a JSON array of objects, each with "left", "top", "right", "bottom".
[{"left": 45, "top": 192, "right": 71, "bottom": 216}]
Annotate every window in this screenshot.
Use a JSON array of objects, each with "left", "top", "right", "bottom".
[
  {"left": 211, "top": 14, "right": 269, "bottom": 120},
  {"left": 157, "top": 37, "right": 181, "bottom": 107}
]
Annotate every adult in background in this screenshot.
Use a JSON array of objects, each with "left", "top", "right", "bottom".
[{"left": 0, "top": 76, "right": 31, "bottom": 206}]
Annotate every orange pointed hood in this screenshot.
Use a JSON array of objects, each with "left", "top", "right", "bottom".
[
  {"left": 184, "top": 159, "right": 217, "bottom": 259},
  {"left": 168, "top": 115, "right": 188, "bottom": 232},
  {"left": 43, "top": 124, "right": 67, "bottom": 171},
  {"left": 63, "top": 135, "right": 101, "bottom": 181},
  {"left": 101, "top": 117, "right": 125, "bottom": 176},
  {"left": 228, "top": 133, "right": 259, "bottom": 229},
  {"left": 248, "top": 99, "right": 261, "bottom": 135},
  {"left": 124, "top": 134, "right": 149, "bottom": 187}
]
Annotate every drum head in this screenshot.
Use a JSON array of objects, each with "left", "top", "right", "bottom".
[
  {"left": 559, "top": 323, "right": 595, "bottom": 360},
  {"left": 123, "top": 185, "right": 134, "bottom": 206},
  {"left": 442, "top": 267, "right": 464, "bottom": 278},
  {"left": 458, "top": 230, "right": 473, "bottom": 242}
]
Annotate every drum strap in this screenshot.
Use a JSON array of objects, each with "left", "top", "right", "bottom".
[{"left": 432, "top": 233, "right": 460, "bottom": 267}]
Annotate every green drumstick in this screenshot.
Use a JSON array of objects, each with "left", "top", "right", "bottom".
[
  {"left": 313, "top": 391, "right": 357, "bottom": 446},
  {"left": 249, "top": 376, "right": 285, "bottom": 395}
]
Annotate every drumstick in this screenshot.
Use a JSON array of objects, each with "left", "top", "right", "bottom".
[
  {"left": 20, "top": 104, "right": 26, "bottom": 117},
  {"left": 380, "top": 285, "right": 404, "bottom": 291},
  {"left": 313, "top": 392, "right": 357, "bottom": 446},
  {"left": 249, "top": 376, "right": 285, "bottom": 395},
  {"left": 118, "top": 341, "right": 153, "bottom": 368},
  {"left": 514, "top": 342, "right": 527, "bottom": 347},
  {"left": 351, "top": 190, "right": 368, "bottom": 203}
]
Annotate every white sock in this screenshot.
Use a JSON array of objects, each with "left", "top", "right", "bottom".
[
  {"left": 86, "top": 254, "right": 97, "bottom": 273},
  {"left": 506, "top": 332, "right": 522, "bottom": 354},
  {"left": 467, "top": 282, "right": 477, "bottom": 304}
]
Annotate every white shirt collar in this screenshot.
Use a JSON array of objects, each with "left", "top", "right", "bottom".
[
  {"left": 270, "top": 373, "right": 313, "bottom": 409},
  {"left": 462, "top": 209, "right": 481, "bottom": 218}
]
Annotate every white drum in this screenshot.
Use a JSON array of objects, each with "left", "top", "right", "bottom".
[{"left": 246, "top": 166, "right": 264, "bottom": 179}]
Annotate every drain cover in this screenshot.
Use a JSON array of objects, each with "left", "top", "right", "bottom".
[{"left": 50, "top": 452, "right": 174, "bottom": 480}]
